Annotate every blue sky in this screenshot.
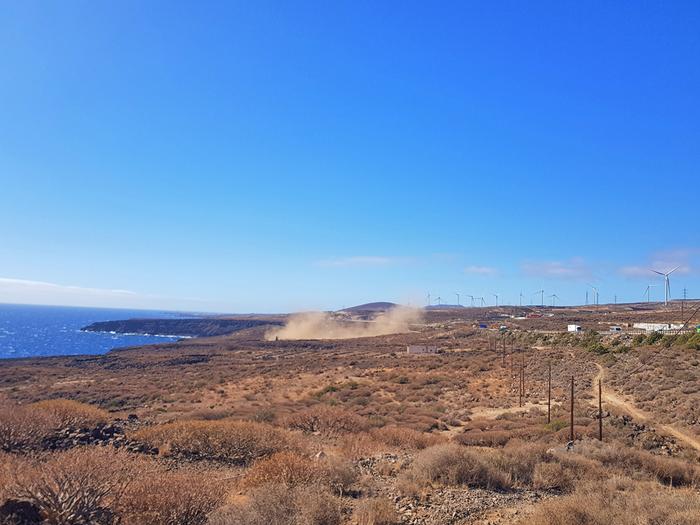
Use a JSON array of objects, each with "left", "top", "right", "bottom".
[{"left": 1, "top": 1, "right": 699, "bottom": 312}]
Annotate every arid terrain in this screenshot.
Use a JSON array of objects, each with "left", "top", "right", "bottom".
[{"left": 1, "top": 301, "right": 700, "bottom": 524}]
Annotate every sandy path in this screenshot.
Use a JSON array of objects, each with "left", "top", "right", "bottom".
[
  {"left": 593, "top": 364, "right": 700, "bottom": 452},
  {"left": 468, "top": 402, "right": 559, "bottom": 420}
]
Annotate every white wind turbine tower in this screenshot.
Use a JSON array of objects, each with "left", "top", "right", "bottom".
[
  {"left": 651, "top": 266, "right": 679, "bottom": 306},
  {"left": 533, "top": 289, "right": 544, "bottom": 307},
  {"left": 467, "top": 294, "right": 475, "bottom": 307},
  {"left": 519, "top": 291, "right": 524, "bottom": 307},
  {"left": 588, "top": 284, "right": 599, "bottom": 305},
  {"left": 549, "top": 293, "right": 559, "bottom": 306},
  {"left": 455, "top": 293, "right": 460, "bottom": 306},
  {"left": 643, "top": 284, "right": 656, "bottom": 303},
  {"left": 493, "top": 293, "right": 499, "bottom": 307}
]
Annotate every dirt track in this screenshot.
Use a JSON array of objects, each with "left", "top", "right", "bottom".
[{"left": 593, "top": 364, "right": 700, "bottom": 452}]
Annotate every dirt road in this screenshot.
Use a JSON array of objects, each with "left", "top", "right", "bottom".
[{"left": 593, "top": 364, "right": 700, "bottom": 452}]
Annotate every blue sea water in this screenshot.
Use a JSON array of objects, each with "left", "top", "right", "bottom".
[{"left": 0, "top": 303, "right": 182, "bottom": 359}]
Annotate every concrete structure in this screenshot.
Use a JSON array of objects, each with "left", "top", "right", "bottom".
[
  {"left": 568, "top": 324, "right": 582, "bottom": 332},
  {"left": 633, "top": 322, "right": 684, "bottom": 332},
  {"left": 406, "top": 345, "right": 439, "bottom": 355}
]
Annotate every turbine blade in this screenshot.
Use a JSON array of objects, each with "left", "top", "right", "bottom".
[
  {"left": 650, "top": 270, "right": 664, "bottom": 276},
  {"left": 668, "top": 266, "right": 680, "bottom": 275}
]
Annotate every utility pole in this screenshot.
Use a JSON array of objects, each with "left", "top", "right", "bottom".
[
  {"left": 682, "top": 288, "right": 687, "bottom": 318},
  {"left": 502, "top": 333, "right": 506, "bottom": 366},
  {"left": 598, "top": 379, "right": 603, "bottom": 441},
  {"left": 547, "top": 362, "right": 551, "bottom": 424},
  {"left": 521, "top": 350, "right": 525, "bottom": 406},
  {"left": 569, "top": 375, "right": 575, "bottom": 443},
  {"left": 518, "top": 349, "right": 523, "bottom": 407}
]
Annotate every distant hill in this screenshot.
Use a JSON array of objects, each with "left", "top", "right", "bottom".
[{"left": 340, "top": 302, "right": 398, "bottom": 313}]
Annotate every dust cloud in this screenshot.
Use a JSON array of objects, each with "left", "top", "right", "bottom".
[{"left": 266, "top": 306, "right": 422, "bottom": 340}]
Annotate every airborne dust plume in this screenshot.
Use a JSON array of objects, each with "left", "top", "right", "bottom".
[{"left": 265, "top": 306, "right": 422, "bottom": 340}]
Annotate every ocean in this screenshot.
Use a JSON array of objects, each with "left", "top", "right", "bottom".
[{"left": 0, "top": 303, "right": 181, "bottom": 359}]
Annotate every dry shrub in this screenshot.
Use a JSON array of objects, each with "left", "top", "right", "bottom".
[
  {"left": 6, "top": 447, "right": 136, "bottom": 525},
  {"left": 286, "top": 405, "right": 369, "bottom": 436},
  {"left": 580, "top": 442, "right": 700, "bottom": 487},
  {"left": 208, "top": 483, "right": 341, "bottom": 525},
  {"left": 241, "top": 452, "right": 356, "bottom": 495},
  {"left": 454, "top": 429, "right": 511, "bottom": 447},
  {"left": 407, "top": 443, "right": 510, "bottom": 490},
  {"left": 525, "top": 478, "right": 700, "bottom": 525},
  {"left": 29, "top": 400, "right": 108, "bottom": 429},
  {"left": 131, "top": 420, "right": 293, "bottom": 465},
  {"left": 241, "top": 452, "right": 320, "bottom": 489},
  {"left": 353, "top": 497, "right": 400, "bottom": 525},
  {"left": 119, "top": 469, "right": 227, "bottom": 525},
  {"left": 370, "top": 426, "right": 444, "bottom": 450},
  {"left": 0, "top": 405, "right": 55, "bottom": 451},
  {"left": 532, "top": 462, "right": 574, "bottom": 491},
  {"left": 490, "top": 440, "right": 550, "bottom": 487},
  {"left": 338, "top": 432, "right": 382, "bottom": 460}
]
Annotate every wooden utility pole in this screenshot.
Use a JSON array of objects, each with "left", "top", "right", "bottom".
[
  {"left": 521, "top": 350, "right": 525, "bottom": 401},
  {"left": 569, "top": 375, "right": 575, "bottom": 442},
  {"left": 518, "top": 349, "right": 523, "bottom": 407},
  {"left": 598, "top": 379, "right": 603, "bottom": 441},
  {"left": 502, "top": 334, "right": 506, "bottom": 366},
  {"left": 547, "top": 362, "right": 551, "bottom": 424}
]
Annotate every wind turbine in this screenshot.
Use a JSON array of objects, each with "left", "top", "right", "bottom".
[
  {"left": 455, "top": 293, "right": 460, "bottom": 306},
  {"left": 643, "top": 284, "right": 656, "bottom": 303},
  {"left": 651, "top": 267, "right": 679, "bottom": 306},
  {"left": 519, "top": 291, "right": 524, "bottom": 307},
  {"left": 533, "top": 289, "right": 544, "bottom": 307},
  {"left": 426, "top": 293, "right": 431, "bottom": 307},
  {"left": 588, "top": 284, "right": 599, "bottom": 306},
  {"left": 549, "top": 293, "right": 559, "bottom": 307},
  {"left": 493, "top": 293, "right": 499, "bottom": 307},
  {"left": 467, "top": 294, "right": 475, "bottom": 307},
  {"left": 434, "top": 296, "right": 442, "bottom": 306}
]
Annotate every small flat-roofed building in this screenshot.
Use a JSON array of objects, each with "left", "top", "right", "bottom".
[{"left": 406, "top": 345, "right": 439, "bottom": 355}]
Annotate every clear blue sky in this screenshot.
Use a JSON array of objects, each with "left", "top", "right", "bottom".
[{"left": 1, "top": 1, "right": 699, "bottom": 312}]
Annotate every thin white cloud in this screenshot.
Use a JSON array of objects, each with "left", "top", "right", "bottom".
[
  {"left": 0, "top": 277, "right": 138, "bottom": 296},
  {"left": 619, "top": 248, "right": 696, "bottom": 278},
  {"left": 315, "top": 256, "right": 397, "bottom": 268},
  {"left": 464, "top": 265, "right": 498, "bottom": 276},
  {"left": 0, "top": 277, "right": 220, "bottom": 311},
  {"left": 521, "top": 257, "right": 591, "bottom": 280}
]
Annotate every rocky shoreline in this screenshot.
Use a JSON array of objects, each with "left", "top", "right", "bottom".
[{"left": 81, "top": 318, "right": 282, "bottom": 338}]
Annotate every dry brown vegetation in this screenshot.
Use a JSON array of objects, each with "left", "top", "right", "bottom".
[{"left": 1, "top": 303, "right": 699, "bottom": 524}]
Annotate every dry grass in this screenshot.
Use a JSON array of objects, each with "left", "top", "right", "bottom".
[
  {"left": 285, "top": 405, "right": 370, "bottom": 436},
  {"left": 524, "top": 478, "right": 700, "bottom": 525},
  {"left": 241, "top": 452, "right": 357, "bottom": 496},
  {"left": 28, "top": 399, "right": 108, "bottom": 429},
  {"left": 131, "top": 420, "right": 295, "bottom": 465},
  {"left": 5, "top": 447, "right": 136, "bottom": 525},
  {"left": 0, "top": 404, "right": 56, "bottom": 451},
  {"left": 208, "top": 483, "right": 342, "bottom": 525},
  {"left": 370, "top": 425, "right": 444, "bottom": 450},
  {"left": 353, "top": 497, "right": 400, "bottom": 525},
  {"left": 119, "top": 469, "right": 227, "bottom": 525}
]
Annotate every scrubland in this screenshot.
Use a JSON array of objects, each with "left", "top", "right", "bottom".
[{"left": 1, "top": 304, "right": 699, "bottom": 524}]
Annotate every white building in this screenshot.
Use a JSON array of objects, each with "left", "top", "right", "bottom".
[
  {"left": 633, "top": 323, "right": 684, "bottom": 332},
  {"left": 567, "top": 324, "right": 582, "bottom": 332},
  {"left": 406, "top": 345, "right": 439, "bottom": 355}
]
